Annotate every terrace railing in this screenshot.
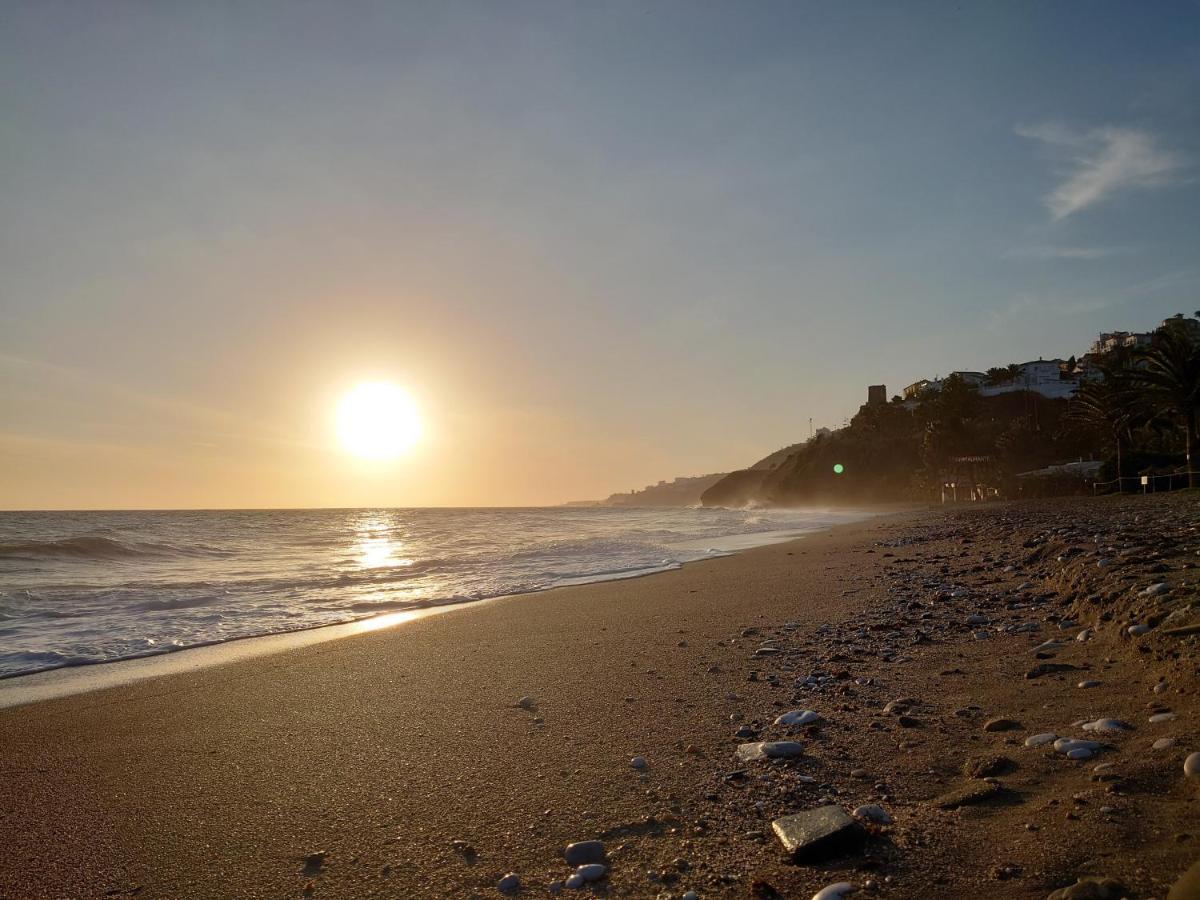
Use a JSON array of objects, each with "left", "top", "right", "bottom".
[{"left": 1092, "top": 470, "right": 1199, "bottom": 495}]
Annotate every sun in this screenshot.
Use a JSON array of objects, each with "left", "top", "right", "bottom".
[{"left": 336, "top": 381, "right": 422, "bottom": 460}]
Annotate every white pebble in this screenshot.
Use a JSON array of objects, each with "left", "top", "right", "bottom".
[
  {"left": 575, "top": 863, "right": 606, "bottom": 883},
  {"left": 1128, "top": 624, "right": 1151, "bottom": 636},
  {"left": 1149, "top": 712, "right": 1176, "bottom": 723},
  {"left": 1153, "top": 738, "right": 1176, "bottom": 750},
  {"left": 1185, "top": 752, "right": 1200, "bottom": 777},
  {"left": 812, "top": 883, "right": 856, "bottom": 900},
  {"left": 1081, "top": 718, "right": 1131, "bottom": 733},
  {"left": 1141, "top": 583, "right": 1170, "bottom": 597},
  {"left": 1054, "top": 738, "right": 1100, "bottom": 755},
  {"left": 775, "top": 709, "right": 821, "bottom": 727},
  {"left": 1025, "top": 732, "right": 1058, "bottom": 748}
]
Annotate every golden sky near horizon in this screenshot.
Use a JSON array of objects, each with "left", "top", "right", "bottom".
[{"left": 3, "top": 4, "right": 1197, "bottom": 509}]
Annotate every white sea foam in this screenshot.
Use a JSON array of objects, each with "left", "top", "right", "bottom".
[{"left": 0, "top": 506, "right": 870, "bottom": 678}]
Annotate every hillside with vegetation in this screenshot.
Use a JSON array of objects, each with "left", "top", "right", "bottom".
[{"left": 702, "top": 314, "right": 1200, "bottom": 507}]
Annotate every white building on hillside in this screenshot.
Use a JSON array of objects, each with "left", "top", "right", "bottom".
[{"left": 906, "top": 360, "right": 1078, "bottom": 402}]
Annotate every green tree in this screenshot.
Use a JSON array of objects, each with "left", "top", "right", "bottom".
[
  {"left": 1066, "top": 368, "right": 1142, "bottom": 488},
  {"left": 1133, "top": 322, "right": 1200, "bottom": 487}
]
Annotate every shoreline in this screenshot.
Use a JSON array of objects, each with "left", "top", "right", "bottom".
[
  {"left": 0, "top": 517, "right": 883, "bottom": 709},
  {"left": 2, "top": 496, "right": 1197, "bottom": 898}
]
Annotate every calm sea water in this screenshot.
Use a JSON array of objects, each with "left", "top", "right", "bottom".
[{"left": 0, "top": 506, "right": 866, "bottom": 678}]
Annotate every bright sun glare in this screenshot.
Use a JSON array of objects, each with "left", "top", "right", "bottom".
[{"left": 336, "top": 381, "right": 423, "bottom": 460}]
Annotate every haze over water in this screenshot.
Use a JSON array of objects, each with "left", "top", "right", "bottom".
[{"left": 0, "top": 506, "right": 868, "bottom": 678}]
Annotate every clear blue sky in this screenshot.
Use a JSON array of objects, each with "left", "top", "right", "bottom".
[{"left": 2, "top": 2, "right": 1198, "bottom": 507}]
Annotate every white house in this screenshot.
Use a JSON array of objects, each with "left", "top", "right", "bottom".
[{"left": 979, "top": 359, "right": 1078, "bottom": 399}]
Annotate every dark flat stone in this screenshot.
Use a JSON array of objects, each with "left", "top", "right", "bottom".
[
  {"left": 931, "top": 781, "right": 1004, "bottom": 809},
  {"left": 771, "top": 805, "right": 866, "bottom": 862},
  {"left": 1025, "top": 662, "right": 1079, "bottom": 679},
  {"left": 564, "top": 840, "right": 606, "bottom": 866}
]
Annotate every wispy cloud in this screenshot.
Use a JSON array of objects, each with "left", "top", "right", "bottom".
[{"left": 1016, "top": 123, "right": 1187, "bottom": 220}]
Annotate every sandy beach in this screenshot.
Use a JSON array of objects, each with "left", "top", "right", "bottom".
[{"left": 2, "top": 496, "right": 1199, "bottom": 899}]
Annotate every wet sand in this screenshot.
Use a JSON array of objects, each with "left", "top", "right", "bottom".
[{"left": 1, "top": 497, "right": 1198, "bottom": 899}]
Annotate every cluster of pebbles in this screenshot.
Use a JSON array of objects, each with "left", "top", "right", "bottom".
[{"left": 476, "top": 496, "right": 1197, "bottom": 898}]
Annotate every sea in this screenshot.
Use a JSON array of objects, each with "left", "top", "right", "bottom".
[{"left": 0, "top": 506, "right": 868, "bottom": 679}]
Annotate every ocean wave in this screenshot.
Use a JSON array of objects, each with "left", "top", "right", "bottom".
[{"left": 0, "top": 535, "right": 231, "bottom": 562}]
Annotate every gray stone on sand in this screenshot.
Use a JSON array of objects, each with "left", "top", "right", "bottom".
[
  {"left": 1082, "top": 718, "right": 1132, "bottom": 733},
  {"left": 775, "top": 709, "right": 821, "bottom": 727},
  {"left": 984, "top": 717, "right": 1021, "bottom": 732},
  {"left": 851, "top": 803, "right": 893, "bottom": 824},
  {"left": 564, "top": 840, "right": 605, "bottom": 866},
  {"left": 498, "top": 872, "right": 521, "bottom": 894},
  {"left": 737, "top": 741, "right": 804, "bottom": 762},
  {"left": 1149, "top": 712, "right": 1176, "bottom": 723},
  {"left": 1185, "top": 752, "right": 1200, "bottom": 777},
  {"left": 1025, "top": 732, "right": 1058, "bottom": 748},
  {"left": 931, "top": 781, "right": 1004, "bottom": 809},
  {"left": 771, "top": 805, "right": 865, "bottom": 862},
  {"left": 1153, "top": 737, "right": 1175, "bottom": 750},
  {"left": 573, "top": 864, "right": 606, "bottom": 883}
]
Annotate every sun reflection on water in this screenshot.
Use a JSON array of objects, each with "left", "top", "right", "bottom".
[{"left": 351, "top": 514, "right": 414, "bottom": 569}]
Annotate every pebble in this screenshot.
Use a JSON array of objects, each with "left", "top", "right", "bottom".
[
  {"left": 631, "top": 756, "right": 648, "bottom": 769},
  {"left": 564, "top": 840, "right": 605, "bottom": 866},
  {"left": 1185, "top": 752, "right": 1200, "bottom": 777},
  {"left": 1054, "top": 738, "right": 1101, "bottom": 757},
  {"left": 984, "top": 717, "right": 1021, "bottom": 732},
  {"left": 1025, "top": 732, "right": 1058, "bottom": 748},
  {"left": 1149, "top": 712, "right": 1176, "bottom": 723},
  {"left": 1142, "top": 583, "right": 1170, "bottom": 597},
  {"left": 498, "top": 873, "right": 521, "bottom": 894},
  {"left": 812, "top": 883, "right": 856, "bottom": 900},
  {"left": 852, "top": 804, "right": 893, "bottom": 824},
  {"left": 1076, "top": 629, "right": 1093, "bottom": 642},
  {"left": 1154, "top": 738, "right": 1176, "bottom": 750},
  {"left": 775, "top": 709, "right": 821, "bottom": 727},
  {"left": 1081, "top": 718, "right": 1132, "bottom": 733},
  {"left": 736, "top": 741, "right": 804, "bottom": 762},
  {"left": 1128, "top": 624, "right": 1151, "bottom": 636},
  {"left": 574, "top": 864, "right": 606, "bottom": 883},
  {"left": 516, "top": 696, "right": 536, "bottom": 710},
  {"left": 682, "top": 893, "right": 699, "bottom": 900},
  {"left": 565, "top": 873, "right": 584, "bottom": 890},
  {"left": 1077, "top": 680, "right": 1102, "bottom": 689}
]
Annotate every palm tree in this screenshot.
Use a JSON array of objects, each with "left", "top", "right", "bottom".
[
  {"left": 1066, "top": 370, "right": 1142, "bottom": 490},
  {"left": 1133, "top": 323, "right": 1200, "bottom": 487}
]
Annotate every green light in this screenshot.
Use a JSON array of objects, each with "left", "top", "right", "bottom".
[{"left": 833, "top": 463, "right": 844, "bottom": 474}]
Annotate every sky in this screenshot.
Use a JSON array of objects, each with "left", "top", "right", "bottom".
[{"left": 2, "top": 1, "right": 1199, "bottom": 509}]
